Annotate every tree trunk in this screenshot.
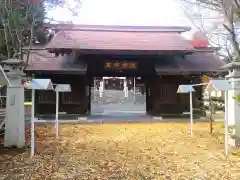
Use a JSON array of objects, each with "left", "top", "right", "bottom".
[
  {"left": 26, "top": 17, "right": 35, "bottom": 65},
  {"left": 1, "top": 20, "right": 11, "bottom": 58},
  {"left": 209, "top": 96, "right": 213, "bottom": 134}
]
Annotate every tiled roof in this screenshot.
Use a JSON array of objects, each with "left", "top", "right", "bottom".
[
  {"left": 46, "top": 30, "right": 193, "bottom": 51},
  {"left": 25, "top": 49, "right": 225, "bottom": 74},
  {"left": 154, "top": 52, "right": 225, "bottom": 74},
  {"left": 25, "top": 49, "right": 86, "bottom": 73}
]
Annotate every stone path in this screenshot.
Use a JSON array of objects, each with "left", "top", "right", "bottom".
[
  {"left": 90, "top": 89, "right": 146, "bottom": 116},
  {"left": 91, "top": 89, "right": 146, "bottom": 104}
]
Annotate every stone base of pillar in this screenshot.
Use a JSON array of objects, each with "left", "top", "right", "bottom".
[
  {"left": 229, "top": 135, "right": 240, "bottom": 148},
  {"left": 0, "top": 59, "right": 26, "bottom": 148},
  {"left": 223, "top": 62, "right": 240, "bottom": 148},
  {"left": 4, "top": 85, "right": 25, "bottom": 148}
]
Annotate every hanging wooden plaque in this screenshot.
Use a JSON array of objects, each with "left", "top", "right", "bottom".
[{"left": 104, "top": 61, "right": 137, "bottom": 70}]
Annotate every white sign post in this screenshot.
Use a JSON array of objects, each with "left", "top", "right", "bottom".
[
  {"left": 133, "top": 77, "right": 136, "bottom": 102},
  {"left": 177, "top": 85, "right": 195, "bottom": 136},
  {"left": 123, "top": 78, "right": 128, "bottom": 98},
  {"left": 54, "top": 84, "right": 71, "bottom": 139},
  {"left": 99, "top": 81, "right": 104, "bottom": 98},
  {"left": 205, "top": 79, "right": 231, "bottom": 156},
  {"left": 29, "top": 79, "right": 54, "bottom": 157}
]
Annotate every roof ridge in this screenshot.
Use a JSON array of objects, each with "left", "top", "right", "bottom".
[
  {"left": 56, "top": 29, "right": 186, "bottom": 33},
  {"left": 47, "top": 24, "right": 191, "bottom": 32}
]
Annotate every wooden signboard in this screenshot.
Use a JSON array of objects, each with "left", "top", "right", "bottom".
[{"left": 104, "top": 61, "right": 137, "bottom": 70}]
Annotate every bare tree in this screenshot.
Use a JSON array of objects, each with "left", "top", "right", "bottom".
[
  {"left": 179, "top": 0, "right": 237, "bottom": 133},
  {"left": 180, "top": 0, "right": 240, "bottom": 62}
]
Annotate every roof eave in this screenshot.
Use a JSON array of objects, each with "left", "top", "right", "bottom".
[
  {"left": 193, "top": 47, "right": 221, "bottom": 52},
  {"left": 156, "top": 69, "right": 227, "bottom": 75},
  {"left": 46, "top": 48, "right": 194, "bottom": 55},
  {"left": 24, "top": 69, "right": 87, "bottom": 75}
]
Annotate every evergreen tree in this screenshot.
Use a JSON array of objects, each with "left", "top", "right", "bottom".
[{"left": 0, "top": 0, "right": 80, "bottom": 61}]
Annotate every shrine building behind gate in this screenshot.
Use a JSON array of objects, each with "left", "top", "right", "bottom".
[{"left": 24, "top": 24, "right": 225, "bottom": 118}]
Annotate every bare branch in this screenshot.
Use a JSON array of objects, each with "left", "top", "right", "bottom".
[
  {"left": 26, "top": 17, "right": 35, "bottom": 66},
  {"left": 181, "top": 0, "right": 240, "bottom": 61},
  {"left": 234, "top": 0, "right": 240, "bottom": 8}
]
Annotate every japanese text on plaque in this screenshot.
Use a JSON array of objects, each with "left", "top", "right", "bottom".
[{"left": 104, "top": 61, "right": 137, "bottom": 70}]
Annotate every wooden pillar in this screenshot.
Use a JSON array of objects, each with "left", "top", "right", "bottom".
[
  {"left": 78, "top": 76, "right": 90, "bottom": 115},
  {"left": 145, "top": 77, "right": 153, "bottom": 115},
  {"left": 148, "top": 75, "right": 161, "bottom": 116},
  {"left": 145, "top": 82, "right": 150, "bottom": 114},
  {"left": 88, "top": 85, "right": 91, "bottom": 114}
]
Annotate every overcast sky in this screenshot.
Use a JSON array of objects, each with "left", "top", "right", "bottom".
[
  {"left": 48, "top": 0, "right": 191, "bottom": 26},
  {"left": 47, "top": 0, "right": 222, "bottom": 40}
]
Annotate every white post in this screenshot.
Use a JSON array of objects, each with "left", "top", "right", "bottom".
[
  {"left": 224, "top": 90, "right": 229, "bottom": 156},
  {"left": 94, "top": 78, "right": 96, "bottom": 91},
  {"left": 124, "top": 78, "right": 128, "bottom": 98},
  {"left": 103, "top": 79, "right": 105, "bottom": 92},
  {"left": 133, "top": 77, "right": 136, "bottom": 102},
  {"left": 99, "top": 81, "right": 103, "bottom": 98},
  {"left": 31, "top": 89, "right": 35, "bottom": 157},
  {"left": 93, "top": 79, "right": 96, "bottom": 101},
  {"left": 190, "top": 91, "right": 193, "bottom": 136},
  {"left": 55, "top": 91, "right": 59, "bottom": 139}
]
